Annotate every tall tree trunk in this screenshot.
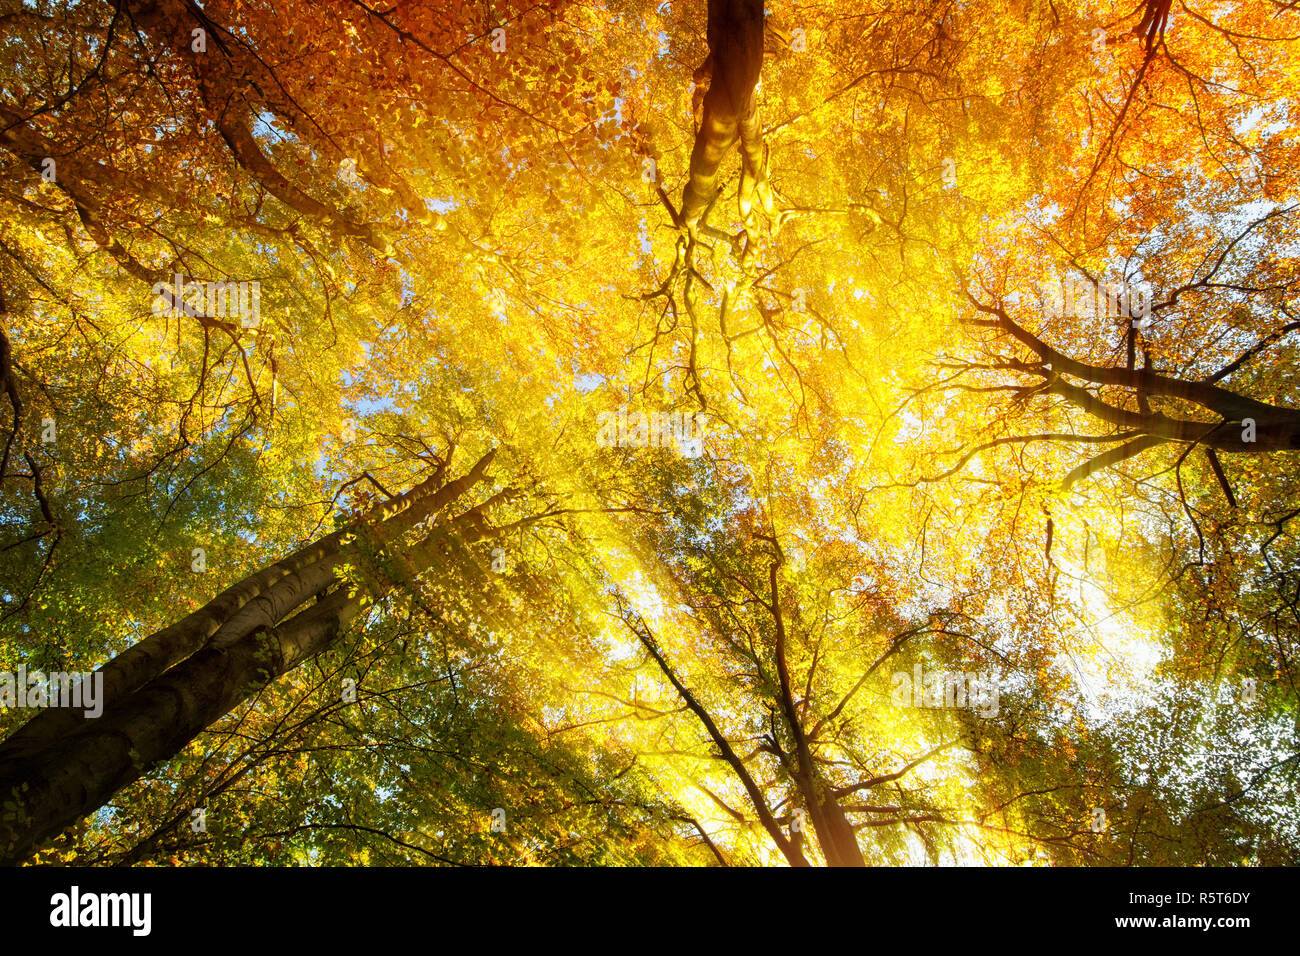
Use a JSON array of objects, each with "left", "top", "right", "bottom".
[
  {"left": 679, "top": 0, "right": 772, "bottom": 229},
  {"left": 800, "top": 783, "right": 866, "bottom": 867},
  {"left": 0, "top": 450, "right": 501, "bottom": 865},
  {"left": 618, "top": 601, "right": 810, "bottom": 866},
  {"left": 768, "top": 560, "right": 866, "bottom": 866}
]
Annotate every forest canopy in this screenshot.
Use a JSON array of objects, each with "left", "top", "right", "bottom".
[{"left": 0, "top": 0, "right": 1297, "bottom": 866}]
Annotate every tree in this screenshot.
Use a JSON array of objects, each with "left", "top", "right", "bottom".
[
  {"left": 0, "top": 447, "right": 509, "bottom": 863},
  {"left": 2, "top": 0, "right": 1298, "bottom": 866}
]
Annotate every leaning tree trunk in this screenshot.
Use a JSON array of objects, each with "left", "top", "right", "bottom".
[
  {"left": 965, "top": 300, "right": 1300, "bottom": 495},
  {"left": 0, "top": 449, "right": 503, "bottom": 865}
]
